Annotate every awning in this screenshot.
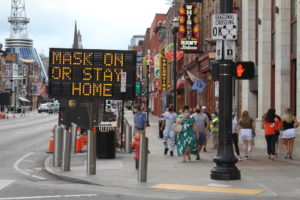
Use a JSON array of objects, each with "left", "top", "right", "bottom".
[{"left": 19, "top": 97, "right": 31, "bottom": 103}]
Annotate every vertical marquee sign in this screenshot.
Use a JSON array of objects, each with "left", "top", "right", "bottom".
[
  {"left": 178, "top": 3, "right": 200, "bottom": 52},
  {"left": 48, "top": 48, "right": 137, "bottom": 99},
  {"left": 160, "top": 54, "right": 168, "bottom": 92}
]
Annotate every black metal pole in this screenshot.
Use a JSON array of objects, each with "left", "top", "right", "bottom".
[
  {"left": 173, "top": 29, "right": 177, "bottom": 112},
  {"left": 210, "top": 0, "right": 240, "bottom": 180},
  {"left": 14, "top": 84, "right": 17, "bottom": 113},
  {"left": 121, "top": 99, "right": 125, "bottom": 150},
  {"left": 146, "top": 63, "right": 150, "bottom": 126}
]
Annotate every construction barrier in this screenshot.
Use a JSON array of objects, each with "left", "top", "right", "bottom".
[
  {"left": 47, "top": 135, "right": 54, "bottom": 153},
  {"left": 75, "top": 127, "right": 82, "bottom": 153}
]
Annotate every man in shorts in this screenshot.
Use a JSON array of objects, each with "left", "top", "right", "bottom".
[{"left": 192, "top": 105, "right": 210, "bottom": 160}]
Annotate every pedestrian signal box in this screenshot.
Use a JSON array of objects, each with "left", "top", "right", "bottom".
[{"left": 233, "top": 61, "right": 255, "bottom": 80}]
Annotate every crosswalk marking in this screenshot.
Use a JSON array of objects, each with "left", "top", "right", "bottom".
[
  {"left": 0, "top": 180, "right": 14, "bottom": 191},
  {"left": 0, "top": 194, "right": 97, "bottom": 199},
  {"left": 150, "top": 184, "right": 265, "bottom": 195}
]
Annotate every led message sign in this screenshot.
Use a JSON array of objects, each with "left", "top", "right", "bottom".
[{"left": 48, "top": 48, "right": 136, "bottom": 99}]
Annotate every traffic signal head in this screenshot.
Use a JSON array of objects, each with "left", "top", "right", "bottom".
[{"left": 233, "top": 61, "right": 255, "bottom": 80}]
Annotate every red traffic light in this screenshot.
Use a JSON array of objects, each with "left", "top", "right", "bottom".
[{"left": 234, "top": 61, "right": 255, "bottom": 80}]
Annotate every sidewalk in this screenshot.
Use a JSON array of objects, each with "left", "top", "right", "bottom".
[
  {"left": 44, "top": 111, "right": 300, "bottom": 199},
  {"left": 0, "top": 110, "right": 37, "bottom": 120}
]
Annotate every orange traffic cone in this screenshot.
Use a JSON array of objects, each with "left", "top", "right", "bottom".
[
  {"left": 75, "top": 127, "right": 82, "bottom": 152},
  {"left": 47, "top": 135, "right": 54, "bottom": 153},
  {"left": 81, "top": 135, "right": 87, "bottom": 149}
]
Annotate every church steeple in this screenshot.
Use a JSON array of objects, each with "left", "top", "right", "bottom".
[{"left": 72, "top": 21, "right": 83, "bottom": 49}]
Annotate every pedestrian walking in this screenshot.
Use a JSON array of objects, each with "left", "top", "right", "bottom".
[
  {"left": 202, "top": 106, "right": 211, "bottom": 152},
  {"left": 237, "top": 110, "right": 255, "bottom": 159},
  {"left": 20, "top": 106, "right": 25, "bottom": 117},
  {"left": 161, "top": 104, "right": 178, "bottom": 156},
  {"left": 191, "top": 105, "right": 209, "bottom": 160},
  {"left": 210, "top": 112, "right": 219, "bottom": 149},
  {"left": 262, "top": 108, "right": 281, "bottom": 160},
  {"left": 281, "top": 108, "right": 299, "bottom": 159},
  {"left": 133, "top": 104, "right": 147, "bottom": 135},
  {"left": 232, "top": 112, "right": 241, "bottom": 161},
  {"left": 176, "top": 105, "right": 199, "bottom": 162},
  {"left": 274, "top": 110, "right": 281, "bottom": 157}
]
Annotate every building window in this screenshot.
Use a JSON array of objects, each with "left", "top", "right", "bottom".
[
  {"left": 291, "top": 0, "right": 297, "bottom": 55},
  {"left": 291, "top": 23, "right": 297, "bottom": 54},
  {"left": 290, "top": 60, "right": 297, "bottom": 115},
  {"left": 291, "top": 0, "right": 297, "bottom": 115},
  {"left": 271, "top": 0, "right": 276, "bottom": 107},
  {"left": 292, "top": 0, "right": 298, "bottom": 19}
]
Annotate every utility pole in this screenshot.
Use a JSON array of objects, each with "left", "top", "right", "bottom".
[{"left": 210, "top": 0, "right": 240, "bottom": 180}]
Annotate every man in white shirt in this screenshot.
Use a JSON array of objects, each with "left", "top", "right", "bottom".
[{"left": 161, "top": 104, "right": 178, "bottom": 156}]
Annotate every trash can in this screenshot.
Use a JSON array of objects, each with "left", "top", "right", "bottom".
[
  {"left": 96, "top": 126, "right": 116, "bottom": 159},
  {"left": 158, "top": 118, "right": 165, "bottom": 138}
]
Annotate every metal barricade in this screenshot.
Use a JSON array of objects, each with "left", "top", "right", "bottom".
[
  {"left": 138, "top": 133, "right": 148, "bottom": 182},
  {"left": 62, "top": 128, "right": 72, "bottom": 171},
  {"left": 71, "top": 123, "right": 78, "bottom": 153},
  {"left": 53, "top": 126, "right": 63, "bottom": 167},
  {"left": 87, "top": 130, "right": 96, "bottom": 175},
  {"left": 125, "top": 121, "right": 132, "bottom": 153}
]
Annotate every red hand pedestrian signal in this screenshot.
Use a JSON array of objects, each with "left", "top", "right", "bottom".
[
  {"left": 234, "top": 62, "right": 255, "bottom": 80},
  {"left": 236, "top": 64, "right": 245, "bottom": 77}
]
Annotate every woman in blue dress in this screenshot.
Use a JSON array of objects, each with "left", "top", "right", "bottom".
[{"left": 176, "top": 105, "right": 199, "bottom": 162}]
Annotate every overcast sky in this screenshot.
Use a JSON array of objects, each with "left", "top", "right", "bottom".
[{"left": 0, "top": 0, "right": 171, "bottom": 55}]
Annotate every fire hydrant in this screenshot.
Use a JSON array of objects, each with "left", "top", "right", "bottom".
[{"left": 131, "top": 131, "right": 140, "bottom": 169}]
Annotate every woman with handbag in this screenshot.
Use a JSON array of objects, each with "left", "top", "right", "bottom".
[
  {"left": 281, "top": 108, "right": 299, "bottom": 159},
  {"left": 175, "top": 105, "right": 199, "bottom": 162}
]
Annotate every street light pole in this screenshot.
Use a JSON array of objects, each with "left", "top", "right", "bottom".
[
  {"left": 172, "top": 17, "right": 179, "bottom": 112},
  {"left": 210, "top": 0, "right": 240, "bottom": 180}
]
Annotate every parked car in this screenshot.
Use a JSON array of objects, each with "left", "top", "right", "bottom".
[
  {"left": 38, "top": 104, "right": 49, "bottom": 113},
  {"left": 48, "top": 102, "right": 59, "bottom": 113}
]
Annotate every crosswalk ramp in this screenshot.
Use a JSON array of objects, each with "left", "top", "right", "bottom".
[{"left": 0, "top": 180, "right": 14, "bottom": 191}]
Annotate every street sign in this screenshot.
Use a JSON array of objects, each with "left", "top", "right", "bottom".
[
  {"left": 135, "top": 82, "right": 141, "bottom": 95},
  {"left": 215, "top": 40, "right": 223, "bottom": 60},
  {"left": 211, "top": 13, "right": 238, "bottom": 40},
  {"left": 233, "top": 61, "right": 255, "bottom": 80},
  {"left": 224, "top": 40, "right": 236, "bottom": 60},
  {"left": 120, "top": 72, "right": 127, "bottom": 93}
]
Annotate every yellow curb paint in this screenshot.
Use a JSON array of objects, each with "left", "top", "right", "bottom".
[{"left": 150, "top": 184, "right": 264, "bottom": 195}]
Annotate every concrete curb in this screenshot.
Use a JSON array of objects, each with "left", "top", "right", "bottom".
[{"left": 44, "top": 155, "right": 104, "bottom": 186}]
